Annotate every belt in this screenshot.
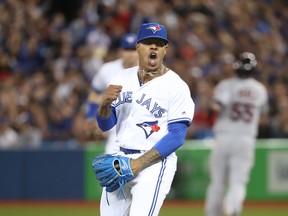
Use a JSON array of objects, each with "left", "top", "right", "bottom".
[{"left": 120, "top": 147, "right": 144, "bottom": 154}]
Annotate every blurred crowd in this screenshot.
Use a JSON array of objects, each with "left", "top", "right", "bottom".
[{"left": 0, "top": 0, "right": 288, "bottom": 149}]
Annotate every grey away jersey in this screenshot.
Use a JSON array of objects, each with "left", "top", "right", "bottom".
[{"left": 213, "top": 77, "right": 268, "bottom": 137}]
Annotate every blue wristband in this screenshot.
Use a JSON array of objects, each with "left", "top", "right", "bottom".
[
  {"left": 86, "top": 102, "right": 99, "bottom": 120},
  {"left": 96, "top": 107, "right": 117, "bottom": 131}
]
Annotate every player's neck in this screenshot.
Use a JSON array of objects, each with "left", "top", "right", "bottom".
[{"left": 138, "top": 65, "right": 168, "bottom": 84}]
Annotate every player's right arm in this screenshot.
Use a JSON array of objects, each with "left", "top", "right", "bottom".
[
  {"left": 96, "top": 85, "right": 122, "bottom": 130},
  {"left": 210, "top": 80, "right": 230, "bottom": 115},
  {"left": 210, "top": 100, "right": 223, "bottom": 114}
]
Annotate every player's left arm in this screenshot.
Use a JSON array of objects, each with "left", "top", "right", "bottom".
[{"left": 130, "top": 121, "right": 188, "bottom": 175}]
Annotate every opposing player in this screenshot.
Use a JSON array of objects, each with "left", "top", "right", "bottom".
[
  {"left": 85, "top": 33, "right": 138, "bottom": 153},
  {"left": 94, "top": 23, "right": 195, "bottom": 216},
  {"left": 204, "top": 52, "right": 269, "bottom": 216}
]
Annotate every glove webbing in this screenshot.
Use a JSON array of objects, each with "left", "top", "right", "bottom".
[{"left": 117, "top": 179, "right": 126, "bottom": 200}]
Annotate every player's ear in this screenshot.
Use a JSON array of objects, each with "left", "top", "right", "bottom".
[
  {"left": 164, "top": 44, "right": 168, "bottom": 54},
  {"left": 136, "top": 43, "right": 140, "bottom": 50}
]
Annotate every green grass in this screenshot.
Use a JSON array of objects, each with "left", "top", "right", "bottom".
[
  {"left": 0, "top": 207, "right": 97, "bottom": 216},
  {"left": 0, "top": 201, "right": 288, "bottom": 216},
  {"left": 160, "top": 206, "right": 288, "bottom": 216},
  {"left": 0, "top": 206, "right": 195, "bottom": 216}
]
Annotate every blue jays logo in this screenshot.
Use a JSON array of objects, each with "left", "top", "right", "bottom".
[
  {"left": 146, "top": 25, "right": 161, "bottom": 33},
  {"left": 136, "top": 120, "right": 160, "bottom": 139}
]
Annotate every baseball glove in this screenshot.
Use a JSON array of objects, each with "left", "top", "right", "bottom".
[{"left": 92, "top": 154, "right": 134, "bottom": 195}]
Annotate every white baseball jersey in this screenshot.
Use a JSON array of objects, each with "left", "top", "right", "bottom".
[
  {"left": 110, "top": 66, "right": 195, "bottom": 151},
  {"left": 213, "top": 77, "right": 268, "bottom": 137},
  {"left": 91, "top": 58, "right": 125, "bottom": 153},
  {"left": 101, "top": 66, "right": 195, "bottom": 216}
]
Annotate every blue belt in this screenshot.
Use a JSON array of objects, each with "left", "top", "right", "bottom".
[{"left": 120, "top": 147, "right": 142, "bottom": 154}]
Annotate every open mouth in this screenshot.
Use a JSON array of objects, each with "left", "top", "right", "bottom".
[
  {"left": 150, "top": 53, "right": 157, "bottom": 59},
  {"left": 148, "top": 53, "right": 157, "bottom": 66}
]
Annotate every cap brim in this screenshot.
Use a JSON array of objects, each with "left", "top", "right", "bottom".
[{"left": 137, "top": 36, "right": 169, "bottom": 44}]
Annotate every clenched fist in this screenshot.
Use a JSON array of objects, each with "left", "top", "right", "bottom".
[{"left": 98, "top": 85, "right": 122, "bottom": 118}]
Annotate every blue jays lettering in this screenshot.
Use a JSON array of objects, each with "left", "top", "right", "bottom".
[{"left": 114, "top": 92, "right": 167, "bottom": 118}]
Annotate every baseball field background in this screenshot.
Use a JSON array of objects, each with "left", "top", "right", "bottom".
[
  {"left": 1, "top": 139, "right": 288, "bottom": 215},
  {"left": 0, "top": 200, "right": 288, "bottom": 216}
]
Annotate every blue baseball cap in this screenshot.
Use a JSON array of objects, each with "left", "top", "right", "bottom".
[
  {"left": 120, "top": 33, "right": 137, "bottom": 49},
  {"left": 136, "top": 23, "right": 169, "bottom": 44}
]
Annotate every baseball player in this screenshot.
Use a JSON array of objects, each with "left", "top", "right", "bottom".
[
  {"left": 204, "top": 52, "right": 269, "bottom": 216},
  {"left": 95, "top": 23, "right": 195, "bottom": 216},
  {"left": 85, "top": 33, "right": 138, "bottom": 154}
]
